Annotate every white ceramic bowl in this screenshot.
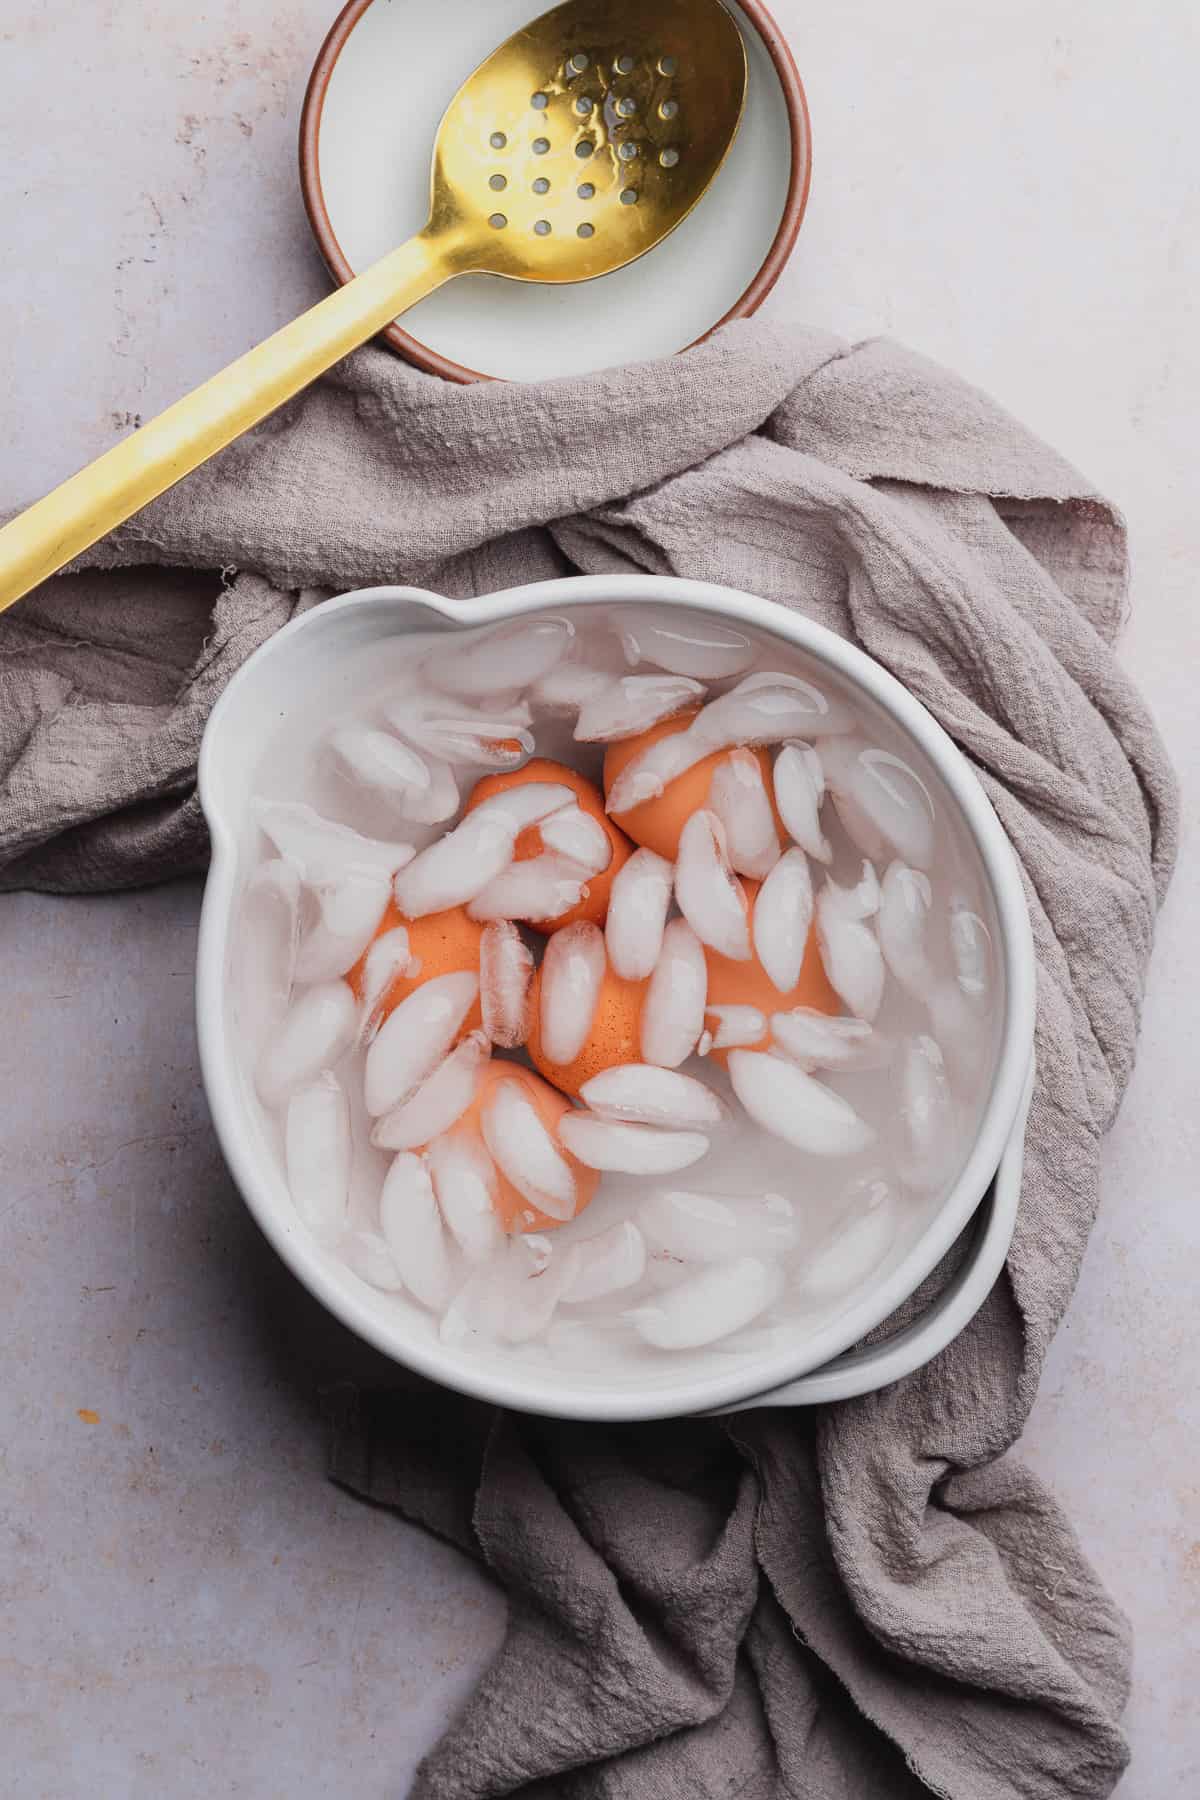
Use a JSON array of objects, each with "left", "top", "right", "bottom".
[{"left": 196, "top": 575, "right": 1036, "bottom": 1420}]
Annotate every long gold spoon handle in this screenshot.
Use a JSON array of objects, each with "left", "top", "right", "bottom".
[{"left": 0, "top": 229, "right": 452, "bottom": 612}]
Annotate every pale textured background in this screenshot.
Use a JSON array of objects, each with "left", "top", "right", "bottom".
[{"left": 1, "top": 1, "right": 1196, "bottom": 1793}]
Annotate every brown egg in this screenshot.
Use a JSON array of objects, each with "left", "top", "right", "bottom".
[
  {"left": 703, "top": 877, "right": 839, "bottom": 1061},
  {"left": 457, "top": 1062, "right": 599, "bottom": 1233},
  {"left": 603, "top": 711, "right": 782, "bottom": 861},
  {"left": 347, "top": 898, "right": 484, "bottom": 1035},
  {"left": 526, "top": 959, "right": 649, "bottom": 1098},
  {"left": 465, "top": 757, "right": 633, "bottom": 931}
]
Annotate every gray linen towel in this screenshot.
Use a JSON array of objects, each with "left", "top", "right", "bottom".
[{"left": 0, "top": 322, "right": 1177, "bottom": 1798}]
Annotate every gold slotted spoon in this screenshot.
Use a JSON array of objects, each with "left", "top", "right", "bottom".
[{"left": 0, "top": 0, "right": 746, "bottom": 612}]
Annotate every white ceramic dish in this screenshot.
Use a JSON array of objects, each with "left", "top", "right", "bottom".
[
  {"left": 301, "top": 0, "right": 809, "bottom": 382},
  {"left": 196, "top": 575, "right": 1036, "bottom": 1421}
]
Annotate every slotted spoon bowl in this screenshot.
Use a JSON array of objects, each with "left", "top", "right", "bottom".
[{"left": 0, "top": 0, "right": 746, "bottom": 612}]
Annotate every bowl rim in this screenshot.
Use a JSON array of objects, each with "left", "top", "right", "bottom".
[
  {"left": 297, "top": 0, "right": 813, "bottom": 384},
  {"left": 196, "top": 574, "right": 1037, "bottom": 1421}
]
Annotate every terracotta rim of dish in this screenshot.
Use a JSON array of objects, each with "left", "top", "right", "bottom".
[{"left": 298, "top": 0, "right": 812, "bottom": 383}]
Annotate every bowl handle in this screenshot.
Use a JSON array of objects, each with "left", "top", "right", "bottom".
[{"left": 704, "top": 1052, "right": 1036, "bottom": 1413}]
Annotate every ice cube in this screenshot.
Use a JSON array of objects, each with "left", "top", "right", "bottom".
[
  {"left": 815, "top": 879, "right": 885, "bottom": 1020},
  {"left": 949, "top": 901, "right": 992, "bottom": 1000},
  {"left": 466, "top": 854, "right": 588, "bottom": 924},
  {"left": 629, "top": 1256, "right": 783, "bottom": 1349},
  {"left": 378, "top": 1151, "right": 455, "bottom": 1312},
  {"left": 574, "top": 674, "right": 705, "bottom": 743},
  {"left": 900, "top": 1034, "right": 958, "bottom": 1191},
  {"left": 498, "top": 697, "right": 535, "bottom": 730},
  {"left": 294, "top": 871, "right": 391, "bottom": 985},
  {"left": 256, "top": 979, "right": 358, "bottom": 1109},
  {"left": 496, "top": 1233, "right": 581, "bottom": 1344},
  {"left": 674, "top": 810, "right": 751, "bottom": 960},
  {"left": 691, "top": 678, "right": 856, "bottom": 751},
  {"left": 819, "top": 738, "right": 935, "bottom": 869},
  {"left": 481, "top": 1078, "right": 578, "bottom": 1220},
  {"left": 644, "top": 1250, "right": 694, "bottom": 1291},
  {"left": 329, "top": 724, "right": 432, "bottom": 808},
  {"left": 423, "top": 616, "right": 574, "bottom": 697},
  {"left": 877, "top": 861, "right": 935, "bottom": 997},
  {"left": 704, "top": 1003, "right": 766, "bottom": 1049},
  {"left": 752, "top": 847, "right": 814, "bottom": 993},
  {"left": 426, "top": 1126, "right": 504, "bottom": 1264},
  {"left": 556, "top": 1113, "right": 710, "bottom": 1174},
  {"left": 238, "top": 857, "right": 301, "bottom": 1023},
  {"left": 479, "top": 920, "right": 534, "bottom": 1048},
  {"left": 363, "top": 969, "right": 479, "bottom": 1116},
  {"left": 730, "top": 669, "right": 857, "bottom": 719},
  {"left": 371, "top": 1030, "right": 489, "bottom": 1152},
  {"left": 394, "top": 781, "right": 573, "bottom": 916},
  {"left": 561, "top": 1220, "right": 647, "bottom": 1303},
  {"left": 641, "top": 918, "right": 708, "bottom": 1067},
  {"left": 383, "top": 695, "right": 534, "bottom": 771},
  {"left": 539, "top": 922, "right": 607, "bottom": 1065},
  {"left": 461, "top": 779, "right": 576, "bottom": 837},
  {"left": 928, "top": 979, "right": 989, "bottom": 1078},
  {"left": 708, "top": 748, "right": 781, "bottom": 879},
  {"left": 441, "top": 1235, "right": 576, "bottom": 1348},
  {"left": 579, "top": 1064, "right": 727, "bottom": 1129},
  {"left": 605, "top": 847, "right": 673, "bottom": 980},
  {"left": 639, "top": 1187, "right": 801, "bottom": 1262},
  {"left": 819, "top": 860, "right": 881, "bottom": 925},
  {"left": 356, "top": 926, "right": 413, "bottom": 1046},
  {"left": 537, "top": 803, "right": 613, "bottom": 877},
  {"left": 391, "top": 754, "right": 461, "bottom": 826},
  {"left": 772, "top": 743, "right": 832, "bottom": 863},
  {"left": 438, "top": 1264, "right": 505, "bottom": 1346},
  {"left": 284, "top": 1072, "right": 350, "bottom": 1244},
  {"left": 604, "top": 723, "right": 703, "bottom": 816},
  {"left": 529, "top": 662, "right": 615, "bottom": 712},
  {"left": 341, "top": 1229, "right": 406, "bottom": 1293},
  {"left": 422, "top": 718, "right": 535, "bottom": 773},
  {"left": 254, "top": 799, "right": 414, "bottom": 886},
  {"left": 769, "top": 1007, "right": 891, "bottom": 1072},
  {"left": 727, "top": 1050, "right": 876, "bottom": 1155},
  {"left": 614, "top": 611, "right": 754, "bottom": 679},
  {"left": 829, "top": 788, "right": 889, "bottom": 861},
  {"left": 800, "top": 1175, "right": 896, "bottom": 1301}
]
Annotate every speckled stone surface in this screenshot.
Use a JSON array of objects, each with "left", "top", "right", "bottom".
[{"left": 1, "top": 2, "right": 1196, "bottom": 1792}]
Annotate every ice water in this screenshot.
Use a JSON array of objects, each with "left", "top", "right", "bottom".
[{"left": 228, "top": 603, "right": 1001, "bottom": 1380}]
